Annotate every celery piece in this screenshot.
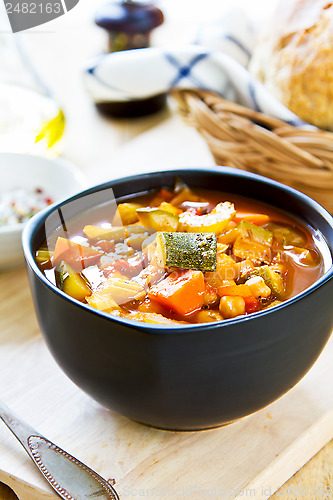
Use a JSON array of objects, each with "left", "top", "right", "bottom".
[{"left": 237, "top": 220, "right": 273, "bottom": 246}]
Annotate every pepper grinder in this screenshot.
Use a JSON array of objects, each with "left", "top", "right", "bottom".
[{"left": 94, "top": 0, "right": 166, "bottom": 117}]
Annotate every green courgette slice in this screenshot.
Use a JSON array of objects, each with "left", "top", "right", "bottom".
[{"left": 149, "top": 232, "right": 217, "bottom": 272}]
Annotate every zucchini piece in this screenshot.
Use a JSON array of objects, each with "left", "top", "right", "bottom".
[
  {"left": 147, "top": 232, "right": 217, "bottom": 272},
  {"left": 251, "top": 266, "right": 286, "bottom": 298},
  {"left": 136, "top": 208, "right": 179, "bottom": 232},
  {"left": 237, "top": 220, "right": 273, "bottom": 246},
  {"left": 267, "top": 223, "right": 307, "bottom": 247},
  {"left": 55, "top": 261, "right": 91, "bottom": 302},
  {"left": 179, "top": 202, "right": 236, "bottom": 234}
]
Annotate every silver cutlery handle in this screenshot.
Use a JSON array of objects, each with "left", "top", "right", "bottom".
[
  {"left": 0, "top": 399, "right": 43, "bottom": 453},
  {"left": 0, "top": 400, "right": 120, "bottom": 500}
]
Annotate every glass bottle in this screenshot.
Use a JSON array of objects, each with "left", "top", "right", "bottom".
[{"left": 0, "top": 7, "right": 65, "bottom": 154}]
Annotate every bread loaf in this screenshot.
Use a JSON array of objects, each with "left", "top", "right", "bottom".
[{"left": 249, "top": 0, "right": 333, "bottom": 129}]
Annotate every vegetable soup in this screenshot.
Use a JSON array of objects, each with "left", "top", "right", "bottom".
[{"left": 36, "top": 179, "right": 330, "bottom": 325}]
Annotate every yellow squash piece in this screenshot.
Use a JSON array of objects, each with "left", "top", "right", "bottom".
[
  {"left": 179, "top": 202, "right": 236, "bottom": 234},
  {"left": 136, "top": 208, "right": 179, "bottom": 232},
  {"left": 158, "top": 202, "right": 182, "bottom": 215},
  {"left": 117, "top": 203, "right": 141, "bottom": 225},
  {"left": 55, "top": 261, "right": 91, "bottom": 302}
]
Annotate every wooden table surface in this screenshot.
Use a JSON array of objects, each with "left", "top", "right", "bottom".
[{"left": 1, "top": 0, "right": 333, "bottom": 498}]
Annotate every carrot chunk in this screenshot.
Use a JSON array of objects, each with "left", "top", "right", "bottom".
[
  {"left": 234, "top": 213, "right": 270, "bottom": 225},
  {"left": 52, "top": 237, "right": 102, "bottom": 271},
  {"left": 148, "top": 269, "right": 205, "bottom": 316}
]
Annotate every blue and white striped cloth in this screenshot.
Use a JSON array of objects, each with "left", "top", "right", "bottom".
[{"left": 84, "top": 12, "right": 305, "bottom": 126}]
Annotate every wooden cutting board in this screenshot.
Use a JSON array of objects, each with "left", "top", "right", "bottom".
[{"left": 1, "top": 115, "right": 333, "bottom": 500}]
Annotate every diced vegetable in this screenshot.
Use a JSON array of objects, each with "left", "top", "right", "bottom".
[
  {"left": 148, "top": 269, "right": 205, "bottom": 316},
  {"left": 216, "top": 253, "right": 238, "bottom": 280},
  {"left": 86, "top": 292, "right": 120, "bottom": 312},
  {"left": 217, "top": 283, "right": 253, "bottom": 298},
  {"left": 217, "top": 220, "right": 272, "bottom": 247},
  {"left": 126, "top": 232, "right": 149, "bottom": 250},
  {"left": 138, "top": 298, "right": 168, "bottom": 316},
  {"left": 219, "top": 296, "right": 246, "bottom": 318},
  {"left": 234, "top": 213, "right": 270, "bottom": 225},
  {"left": 87, "top": 276, "right": 145, "bottom": 311},
  {"left": 179, "top": 202, "right": 236, "bottom": 234},
  {"left": 217, "top": 242, "right": 229, "bottom": 254},
  {"left": 158, "top": 202, "right": 182, "bottom": 215},
  {"left": 83, "top": 224, "right": 149, "bottom": 242},
  {"left": 35, "top": 249, "right": 53, "bottom": 265},
  {"left": 123, "top": 311, "right": 187, "bottom": 325},
  {"left": 235, "top": 259, "right": 255, "bottom": 278},
  {"left": 267, "top": 223, "right": 308, "bottom": 247},
  {"left": 193, "top": 310, "right": 223, "bottom": 323},
  {"left": 263, "top": 300, "right": 283, "bottom": 309},
  {"left": 217, "top": 227, "right": 239, "bottom": 245},
  {"left": 83, "top": 225, "right": 126, "bottom": 241},
  {"left": 147, "top": 232, "right": 217, "bottom": 272},
  {"left": 237, "top": 220, "right": 273, "bottom": 246},
  {"left": 244, "top": 296, "right": 260, "bottom": 314},
  {"left": 245, "top": 276, "right": 272, "bottom": 299},
  {"left": 233, "top": 237, "right": 271, "bottom": 262},
  {"left": 149, "top": 188, "right": 175, "bottom": 206},
  {"left": 52, "top": 237, "right": 102, "bottom": 271},
  {"left": 94, "top": 240, "right": 116, "bottom": 253},
  {"left": 170, "top": 178, "right": 203, "bottom": 206},
  {"left": 55, "top": 261, "right": 91, "bottom": 302},
  {"left": 117, "top": 203, "right": 141, "bottom": 225},
  {"left": 136, "top": 208, "right": 179, "bottom": 232},
  {"left": 138, "top": 263, "right": 167, "bottom": 287},
  {"left": 284, "top": 246, "right": 318, "bottom": 266},
  {"left": 203, "top": 282, "right": 219, "bottom": 307},
  {"left": 108, "top": 256, "right": 143, "bottom": 278},
  {"left": 250, "top": 266, "right": 285, "bottom": 298}
]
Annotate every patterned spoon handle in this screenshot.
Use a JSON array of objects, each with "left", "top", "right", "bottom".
[{"left": 0, "top": 400, "right": 119, "bottom": 500}]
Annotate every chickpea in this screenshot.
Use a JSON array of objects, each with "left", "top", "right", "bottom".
[{"left": 219, "top": 296, "right": 246, "bottom": 319}]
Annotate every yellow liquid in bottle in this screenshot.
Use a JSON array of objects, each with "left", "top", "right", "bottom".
[{"left": 0, "top": 83, "right": 65, "bottom": 154}]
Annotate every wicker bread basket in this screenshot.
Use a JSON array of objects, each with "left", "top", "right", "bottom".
[{"left": 174, "top": 89, "right": 333, "bottom": 214}]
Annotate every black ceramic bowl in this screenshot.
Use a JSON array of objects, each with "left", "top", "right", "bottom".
[{"left": 22, "top": 168, "right": 333, "bottom": 431}]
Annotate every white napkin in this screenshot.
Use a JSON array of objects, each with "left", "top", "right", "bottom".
[{"left": 84, "top": 11, "right": 305, "bottom": 126}]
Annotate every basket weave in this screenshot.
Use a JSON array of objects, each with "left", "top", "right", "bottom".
[{"left": 174, "top": 89, "right": 333, "bottom": 214}]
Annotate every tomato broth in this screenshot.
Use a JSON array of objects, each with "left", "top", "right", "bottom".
[{"left": 36, "top": 181, "right": 331, "bottom": 325}]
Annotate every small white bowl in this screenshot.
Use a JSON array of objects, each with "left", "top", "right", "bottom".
[{"left": 0, "top": 153, "right": 86, "bottom": 270}]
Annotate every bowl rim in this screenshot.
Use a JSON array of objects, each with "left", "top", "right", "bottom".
[
  {"left": 0, "top": 153, "right": 86, "bottom": 236},
  {"left": 22, "top": 166, "right": 333, "bottom": 333}
]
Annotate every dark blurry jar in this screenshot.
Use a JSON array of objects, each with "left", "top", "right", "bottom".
[{"left": 94, "top": 0, "right": 166, "bottom": 117}]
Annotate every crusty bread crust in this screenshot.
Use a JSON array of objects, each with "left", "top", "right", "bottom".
[{"left": 249, "top": 0, "right": 333, "bottom": 129}]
